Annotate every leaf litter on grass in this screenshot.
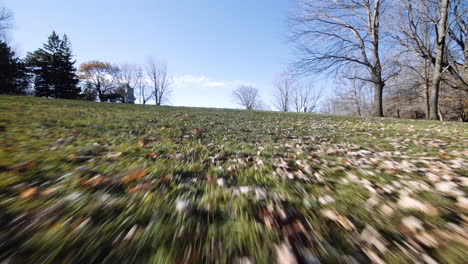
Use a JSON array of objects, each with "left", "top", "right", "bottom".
[{"left": 0, "top": 95, "right": 467, "bottom": 263}]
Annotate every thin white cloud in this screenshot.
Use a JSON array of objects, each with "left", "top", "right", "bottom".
[
  {"left": 172, "top": 74, "right": 254, "bottom": 89},
  {"left": 169, "top": 74, "right": 257, "bottom": 108}
]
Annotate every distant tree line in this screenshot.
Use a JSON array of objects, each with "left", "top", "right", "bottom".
[
  {"left": 0, "top": 6, "right": 171, "bottom": 104},
  {"left": 232, "top": 72, "right": 323, "bottom": 113}
]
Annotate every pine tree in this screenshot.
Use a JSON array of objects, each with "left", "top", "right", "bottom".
[
  {"left": 0, "top": 41, "right": 29, "bottom": 95},
  {"left": 27, "top": 31, "right": 80, "bottom": 99},
  {"left": 55, "top": 34, "right": 80, "bottom": 98}
]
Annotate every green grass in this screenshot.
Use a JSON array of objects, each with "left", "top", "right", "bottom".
[{"left": 0, "top": 95, "right": 467, "bottom": 263}]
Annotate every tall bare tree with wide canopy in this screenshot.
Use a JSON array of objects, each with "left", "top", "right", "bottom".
[{"left": 291, "top": 0, "right": 387, "bottom": 117}]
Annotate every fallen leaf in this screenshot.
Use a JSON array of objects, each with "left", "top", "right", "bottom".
[
  {"left": 20, "top": 188, "right": 38, "bottom": 199},
  {"left": 7, "top": 160, "right": 38, "bottom": 170},
  {"left": 82, "top": 175, "right": 105, "bottom": 186},
  {"left": 275, "top": 243, "right": 297, "bottom": 264},
  {"left": 321, "top": 209, "right": 355, "bottom": 231},
  {"left": 121, "top": 169, "right": 146, "bottom": 184},
  {"left": 415, "top": 232, "right": 439, "bottom": 247},
  {"left": 401, "top": 216, "right": 423, "bottom": 232},
  {"left": 398, "top": 195, "right": 438, "bottom": 215},
  {"left": 361, "top": 225, "right": 388, "bottom": 253},
  {"left": 106, "top": 152, "right": 122, "bottom": 160},
  {"left": 41, "top": 187, "right": 58, "bottom": 196}
]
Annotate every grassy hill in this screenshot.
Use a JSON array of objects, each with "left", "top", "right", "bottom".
[{"left": 0, "top": 95, "right": 466, "bottom": 263}]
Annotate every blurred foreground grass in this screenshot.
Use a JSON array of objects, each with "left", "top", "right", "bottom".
[{"left": 0, "top": 95, "right": 467, "bottom": 263}]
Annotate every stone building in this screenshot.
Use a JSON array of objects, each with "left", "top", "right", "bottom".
[{"left": 125, "top": 85, "right": 135, "bottom": 104}]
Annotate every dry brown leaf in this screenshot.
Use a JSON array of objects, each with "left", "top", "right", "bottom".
[
  {"left": 275, "top": 243, "right": 297, "bottom": 264},
  {"left": 41, "top": 187, "right": 58, "bottom": 196},
  {"left": 8, "top": 160, "right": 38, "bottom": 170},
  {"left": 121, "top": 169, "right": 146, "bottom": 184},
  {"left": 20, "top": 188, "right": 38, "bottom": 199}
]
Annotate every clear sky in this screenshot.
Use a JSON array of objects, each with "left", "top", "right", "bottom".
[{"left": 3, "top": 0, "right": 329, "bottom": 108}]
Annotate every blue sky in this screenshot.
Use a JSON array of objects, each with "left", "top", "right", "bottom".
[{"left": 3, "top": 0, "right": 329, "bottom": 108}]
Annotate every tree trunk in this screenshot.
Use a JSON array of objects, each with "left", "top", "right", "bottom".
[
  {"left": 424, "top": 81, "right": 430, "bottom": 119},
  {"left": 438, "top": 105, "right": 444, "bottom": 121},
  {"left": 463, "top": 37, "right": 468, "bottom": 89},
  {"left": 429, "top": 0, "right": 450, "bottom": 120},
  {"left": 370, "top": 0, "right": 384, "bottom": 117},
  {"left": 371, "top": 75, "right": 384, "bottom": 117},
  {"left": 97, "top": 89, "right": 104, "bottom": 102},
  {"left": 154, "top": 82, "right": 159, "bottom": 105}
]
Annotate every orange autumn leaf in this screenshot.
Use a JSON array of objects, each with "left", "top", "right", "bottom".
[
  {"left": 121, "top": 169, "right": 146, "bottom": 184},
  {"left": 138, "top": 140, "right": 145, "bottom": 147},
  {"left": 41, "top": 187, "right": 58, "bottom": 196},
  {"left": 20, "top": 188, "right": 38, "bottom": 199},
  {"left": 128, "top": 186, "right": 138, "bottom": 194},
  {"left": 158, "top": 175, "right": 171, "bottom": 183},
  {"left": 67, "top": 154, "right": 79, "bottom": 160},
  {"left": 26, "top": 161, "right": 37, "bottom": 167},
  {"left": 8, "top": 160, "right": 38, "bottom": 170},
  {"left": 81, "top": 175, "right": 106, "bottom": 186},
  {"left": 192, "top": 128, "right": 205, "bottom": 134},
  {"left": 148, "top": 152, "right": 157, "bottom": 158},
  {"left": 91, "top": 175, "right": 105, "bottom": 186}
]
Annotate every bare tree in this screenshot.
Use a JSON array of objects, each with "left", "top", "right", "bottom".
[
  {"left": 0, "top": 7, "right": 13, "bottom": 41},
  {"left": 145, "top": 57, "right": 171, "bottom": 105},
  {"left": 319, "top": 96, "right": 341, "bottom": 115},
  {"left": 119, "top": 64, "right": 141, "bottom": 90},
  {"left": 118, "top": 64, "right": 145, "bottom": 103},
  {"left": 439, "top": 84, "right": 468, "bottom": 121},
  {"left": 393, "top": 0, "right": 436, "bottom": 118},
  {"left": 429, "top": 0, "right": 450, "bottom": 120},
  {"left": 384, "top": 68, "right": 423, "bottom": 119},
  {"left": 136, "top": 77, "right": 153, "bottom": 105},
  {"left": 446, "top": 0, "right": 467, "bottom": 92},
  {"left": 394, "top": 0, "right": 467, "bottom": 120},
  {"left": 292, "top": 81, "right": 322, "bottom": 113},
  {"left": 273, "top": 72, "right": 294, "bottom": 112},
  {"left": 336, "top": 76, "right": 373, "bottom": 116},
  {"left": 232, "top": 85, "right": 260, "bottom": 110},
  {"left": 290, "top": 0, "right": 388, "bottom": 117}
]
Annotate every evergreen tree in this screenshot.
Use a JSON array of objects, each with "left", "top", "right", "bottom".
[
  {"left": 0, "top": 41, "right": 29, "bottom": 95},
  {"left": 27, "top": 31, "right": 80, "bottom": 99},
  {"left": 56, "top": 34, "right": 80, "bottom": 98}
]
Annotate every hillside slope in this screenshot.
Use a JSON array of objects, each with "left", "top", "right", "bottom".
[{"left": 0, "top": 96, "right": 467, "bottom": 263}]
